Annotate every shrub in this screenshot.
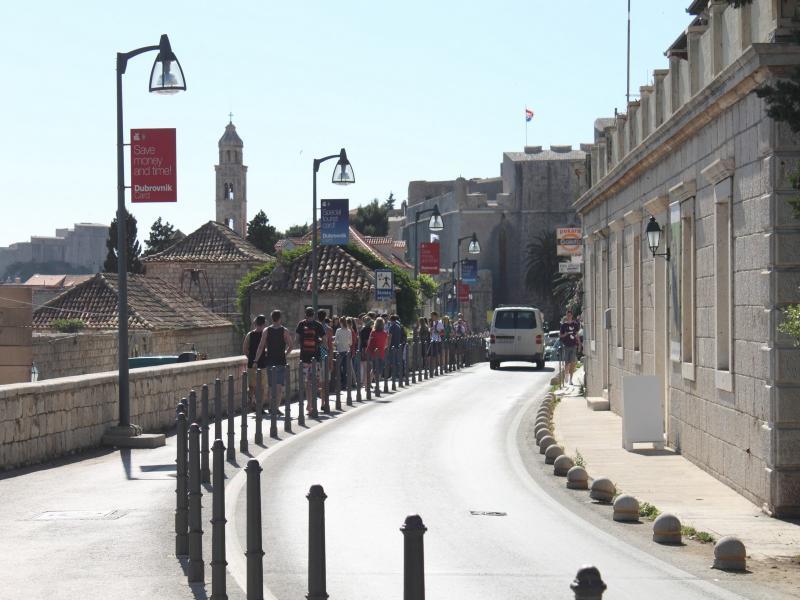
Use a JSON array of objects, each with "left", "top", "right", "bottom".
[{"left": 52, "top": 319, "right": 85, "bottom": 333}]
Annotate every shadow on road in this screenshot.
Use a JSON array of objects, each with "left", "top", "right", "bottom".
[{"left": 498, "top": 366, "right": 555, "bottom": 373}]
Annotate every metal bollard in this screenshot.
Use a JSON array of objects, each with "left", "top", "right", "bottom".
[
  {"left": 322, "top": 355, "right": 331, "bottom": 414},
  {"left": 411, "top": 342, "right": 417, "bottom": 384},
  {"left": 364, "top": 351, "right": 372, "bottom": 401},
  {"left": 298, "top": 363, "right": 306, "bottom": 426},
  {"left": 210, "top": 439, "right": 227, "bottom": 600},
  {"left": 201, "top": 384, "right": 211, "bottom": 484},
  {"left": 284, "top": 365, "right": 292, "bottom": 433},
  {"left": 269, "top": 367, "right": 278, "bottom": 439},
  {"left": 353, "top": 352, "right": 363, "bottom": 402},
  {"left": 334, "top": 352, "right": 343, "bottom": 412},
  {"left": 310, "top": 358, "right": 319, "bottom": 418},
  {"left": 245, "top": 459, "right": 264, "bottom": 600},
  {"left": 390, "top": 346, "right": 397, "bottom": 391},
  {"left": 401, "top": 514, "right": 427, "bottom": 600},
  {"left": 346, "top": 351, "right": 353, "bottom": 407},
  {"left": 214, "top": 378, "right": 222, "bottom": 438},
  {"left": 254, "top": 368, "right": 264, "bottom": 445},
  {"left": 402, "top": 344, "right": 409, "bottom": 387},
  {"left": 374, "top": 355, "right": 381, "bottom": 398},
  {"left": 188, "top": 389, "right": 197, "bottom": 424},
  {"left": 570, "top": 565, "right": 607, "bottom": 600},
  {"left": 240, "top": 370, "right": 249, "bottom": 454},
  {"left": 383, "top": 351, "right": 390, "bottom": 393},
  {"left": 188, "top": 423, "right": 204, "bottom": 583},
  {"left": 307, "top": 485, "right": 328, "bottom": 600},
  {"left": 175, "top": 407, "right": 189, "bottom": 557},
  {"left": 227, "top": 375, "right": 235, "bottom": 461}
]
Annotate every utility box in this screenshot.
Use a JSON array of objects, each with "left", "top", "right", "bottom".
[
  {"left": 621, "top": 375, "right": 665, "bottom": 451},
  {"left": 0, "top": 286, "right": 33, "bottom": 385}
]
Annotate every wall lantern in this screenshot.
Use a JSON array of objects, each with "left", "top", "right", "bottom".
[{"left": 645, "top": 216, "right": 671, "bottom": 261}]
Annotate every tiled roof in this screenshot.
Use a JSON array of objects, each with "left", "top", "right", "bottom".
[
  {"left": 250, "top": 245, "right": 375, "bottom": 293},
  {"left": 142, "top": 221, "right": 271, "bottom": 263},
  {"left": 364, "top": 236, "right": 393, "bottom": 245},
  {"left": 33, "top": 273, "right": 231, "bottom": 330},
  {"left": 274, "top": 237, "right": 309, "bottom": 252}
]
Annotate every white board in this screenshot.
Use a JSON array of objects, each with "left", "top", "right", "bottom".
[{"left": 621, "top": 375, "right": 664, "bottom": 451}]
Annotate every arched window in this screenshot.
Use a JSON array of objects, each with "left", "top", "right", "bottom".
[
  {"left": 224, "top": 183, "right": 234, "bottom": 200},
  {"left": 226, "top": 218, "right": 234, "bottom": 229},
  {"left": 226, "top": 150, "right": 231, "bottom": 162}
]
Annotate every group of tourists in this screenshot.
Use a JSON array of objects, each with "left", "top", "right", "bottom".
[{"left": 242, "top": 307, "right": 474, "bottom": 417}]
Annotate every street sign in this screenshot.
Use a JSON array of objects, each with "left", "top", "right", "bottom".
[
  {"left": 559, "top": 262, "right": 582, "bottom": 274},
  {"left": 457, "top": 282, "right": 470, "bottom": 303},
  {"left": 419, "top": 242, "right": 440, "bottom": 274},
  {"left": 130, "top": 128, "right": 177, "bottom": 202},
  {"left": 320, "top": 199, "right": 349, "bottom": 245},
  {"left": 461, "top": 259, "right": 478, "bottom": 283},
  {"left": 375, "top": 268, "right": 393, "bottom": 301},
  {"left": 557, "top": 227, "right": 583, "bottom": 257}
]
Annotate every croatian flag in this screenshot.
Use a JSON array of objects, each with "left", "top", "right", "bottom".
[{"left": 525, "top": 108, "right": 534, "bottom": 122}]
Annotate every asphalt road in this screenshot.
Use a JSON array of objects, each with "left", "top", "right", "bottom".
[{"left": 230, "top": 363, "right": 746, "bottom": 600}]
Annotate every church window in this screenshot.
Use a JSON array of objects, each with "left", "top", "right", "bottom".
[
  {"left": 226, "top": 150, "right": 231, "bottom": 162},
  {"left": 226, "top": 218, "right": 235, "bottom": 229}
]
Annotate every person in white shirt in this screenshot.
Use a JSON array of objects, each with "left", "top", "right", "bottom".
[{"left": 429, "top": 311, "right": 445, "bottom": 374}]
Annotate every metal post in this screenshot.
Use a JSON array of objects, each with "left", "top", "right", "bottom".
[
  {"left": 571, "top": 565, "right": 607, "bottom": 600},
  {"left": 365, "top": 351, "right": 372, "bottom": 401},
  {"left": 269, "top": 367, "right": 278, "bottom": 439},
  {"left": 211, "top": 439, "right": 227, "bottom": 600},
  {"left": 374, "top": 354, "right": 381, "bottom": 398},
  {"left": 383, "top": 351, "right": 390, "bottom": 393},
  {"left": 307, "top": 485, "right": 328, "bottom": 600},
  {"left": 401, "top": 515, "right": 427, "bottom": 600},
  {"left": 245, "top": 459, "right": 264, "bottom": 600},
  {"left": 346, "top": 351, "right": 353, "bottom": 407},
  {"left": 201, "top": 384, "right": 210, "bottom": 484},
  {"left": 312, "top": 166, "right": 319, "bottom": 316},
  {"left": 354, "top": 351, "right": 363, "bottom": 402},
  {"left": 214, "top": 378, "right": 222, "bottom": 438},
  {"left": 254, "top": 369, "right": 263, "bottom": 445},
  {"left": 284, "top": 365, "right": 292, "bottom": 433},
  {"left": 411, "top": 342, "right": 417, "bottom": 384},
  {"left": 310, "top": 358, "right": 319, "bottom": 418},
  {"left": 391, "top": 346, "right": 397, "bottom": 391},
  {"left": 175, "top": 407, "right": 188, "bottom": 557},
  {"left": 322, "top": 355, "right": 331, "bottom": 414},
  {"left": 334, "top": 352, "right": 342, "bottom": 411},
  {"left": 188, "top": 423, "right": 204, "bottom": 583},
  {"left": 240, "top": 370, "right": 248, "bottom": 454},
  {"left": 298, "top": 363, "right": 306, "bottom": 426},
  {"left": 227, "top": 375, "right": 235, "bottom": 461},
  {"left": 188, "top": 389, "right": 197, "bottom": 424}
]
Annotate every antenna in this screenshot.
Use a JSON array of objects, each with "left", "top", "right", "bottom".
[{"left": 626, "top": 0, "right": 631, "bottom": 106}]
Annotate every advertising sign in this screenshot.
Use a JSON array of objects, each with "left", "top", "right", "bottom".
[
  {"left": 130, "top": 128, "right": 177, "bottom": 202},
  {"left": 419, "top": 242, "right": 440, "bottom": 275},
  {"left": 457, "top": 282, "right": 470, "bottom": 303},
  {"left": 375, "top": 269, "right": 394, "bottom": 301},
  {"left": 320, "top": 199, "right": 349, "bottom": 245},
  {"left": 556, "top": 227, "right": 583, "bottom": 257},
  {"left": 461, "top": 259, "right": 478, "bottom": 283},
  {"left": 558, "top": 262, "right": 582, "bottom": 274}
]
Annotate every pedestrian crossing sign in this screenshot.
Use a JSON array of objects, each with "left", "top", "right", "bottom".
[{"left": 375, "top": 269, "right": 393, "bottom": 301}]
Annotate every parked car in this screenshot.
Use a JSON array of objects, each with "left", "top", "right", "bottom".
[
  {"left": 544, "top": 339, "right": 562, "bottom": 361},
  {"left": 488, "top": 306, "right": 546, "bottom": 369}
]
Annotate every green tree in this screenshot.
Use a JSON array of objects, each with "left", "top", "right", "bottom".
[
  {"left": 283, "top": 223, "right": 310, "bottom": 238},
  {"left": 143, "top": 217, "right": 177, "bottom": 256},
  {"left": 103, "top": 210, "right": 143, "bottom": 274},
  {"left": 247, "top": 210, "right": 280, "bottom": 254},
  {"left": 553, "top": 272, "right": 582, "bottom": 315},
  {"left": 352, "top": 198, "right": 389, "bottom": 236},
  {"left": 524, "top": 231, "right": 560, "bottom": 297},
  {"left": 383, "top": 192, "right": 396, "bottom": 211}
]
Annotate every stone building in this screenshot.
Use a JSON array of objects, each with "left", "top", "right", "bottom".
[
  {"left": 32, "top": 272, "right": 237, "bottom": 380},
  {"left": 215, "top": 120, "right": 248, "bottom": 238},
  {"left": 142, "top": 220, "right": 272, "bottom": 319},
  {"left": 578, "top": 0, "right": 800, "bottom": 516},
  {"left": 401, "top": 146, "right": 589, "bottom": 326}
]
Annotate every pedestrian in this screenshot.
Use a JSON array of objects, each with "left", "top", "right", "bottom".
[
  {"left": 296, "top": 307, "right": 326, "bottom": 415},
  {"left": 242, "top": 314, "right": 267, "bottom": 410},
  {"left": 417, "top": 317, "right": 430, "bottom": 373},
  {"left": 442, "top": 315, "right": 453, "bottom": 369},
  {"left": 359, "top": 314, "right": 374, "bottom": 392},
  {"left": 350, "top": 316, "right": 360, "bottom": 389},
  {"left": 559, "top": 309, "right": 580, "bottom": 386},
  {"left": 255, "top": 309, "right": 292, "bottom": 416},
  {"left": 319, "top": 310, "right": 333, "bottom": 411},
  {"left": 334, "top": 316, "right": 353, "bottom": 388},
  {"left": 367, "top": 317, "right": 389, "bottom": 395},
  {"left": 387, "top": 314, "right": 403, "bottom": 384},
  {"left": 429, "top": 311, "right": 445, "bottom": 374}
]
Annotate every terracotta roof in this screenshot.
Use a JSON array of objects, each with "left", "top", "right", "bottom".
[
  {"left": 33, "top": 273, "right": 231, "bottom": 330},
  {"left": 274, "top": 237, "right": 309, "bottom": 252},
  {"left": 142, "top": 221, "right": 271, "bottom": 263},
  {"left": 250, "top": 245, "right": 375, "bottom": 293}
]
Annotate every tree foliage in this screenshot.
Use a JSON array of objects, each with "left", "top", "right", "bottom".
[
  {"left": 283, "top": 223, "right": 310, "bottom": 238},
  {"left": 103, "top": 210, "right": 143, "bottom": 274},
  {"left": 553, "top": 272, "right": 583, "bottom": 316},
  {"left": 143, "top": 217, "right": 177, "bottom": 256},
  {"left": 247, "top": 210, "right": 280, "bottom": 254},
  {"left": 351, "top": 196, "right": 392, "bottom": 236},
  {"left": 778, "top": 304, "right": 800, "bottom": 346},
  {"left": 417, "top": 273, "right": 437, "bottom": 299},
  {"left": 524, "top": 230, "right": 560, "bottom": 296}
]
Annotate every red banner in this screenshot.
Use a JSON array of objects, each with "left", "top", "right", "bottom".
[
  {"left": 130, "top": 128, "right": 177, "bottom": 202},
  {"left": 458, "top": 282, "right": 470, "bottom": 303},
  {"left": 419, "top": 242, "right": 440, "bottom": 274}
]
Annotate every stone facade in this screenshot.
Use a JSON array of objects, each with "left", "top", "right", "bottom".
[
  {"left": 578, "top": 0, "right": 800, "bottom": 516},
  {"left": 0, "top": 223, "right": 107, "bottom": 278}
]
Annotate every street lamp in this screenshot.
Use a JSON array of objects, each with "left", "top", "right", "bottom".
[
  {"left": 113, "top": 34, "right": 185, "bottom": 440},
  {"left": 312, "top": 149, "right": 355, "bottom": 314},
  {"left": 456, "top": 232, "right": 481, "bottom": 315},
  {"left": 412, "top": 204, "right": 444, "bottom": 278},
  {"left": 645, "top": 216, "right": 670, "bottom": 261}
]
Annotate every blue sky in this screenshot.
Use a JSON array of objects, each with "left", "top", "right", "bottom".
[{"left": 0, "top": 1, "right": 692, "bottom": 247}]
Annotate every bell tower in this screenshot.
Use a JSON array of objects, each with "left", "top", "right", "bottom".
[{"left": 215, "top": 117, "right": 248, "bottom": 237}]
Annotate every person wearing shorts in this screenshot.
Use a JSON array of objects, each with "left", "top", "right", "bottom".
[
  {"left": 559, "top": 309, "right": 580, "bottom": 386},
  {"left": 242, "top": 315, "right": 268, "bottom": 410},
  {"left": 296, "top": 307, "right": 325, "bottom": 416},
  {"left": 256, "top": 309, "right": 292, "bottom": 415}
]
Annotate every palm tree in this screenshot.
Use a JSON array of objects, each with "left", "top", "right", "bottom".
[
  {"left": 553, "top": 272, "right": 582, "bottom": 314},
  {"left": 524, "top": 231, "right": 559, "bottom": 296}
]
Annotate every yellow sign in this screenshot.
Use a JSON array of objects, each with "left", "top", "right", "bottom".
[{"left": 557, "top": 227, "right": 583, "bottom": 257}]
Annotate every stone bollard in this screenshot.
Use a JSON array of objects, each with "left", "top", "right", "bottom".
[
  {"left": 226, "top": 375, "right": 236, "bottom": 461},
  {"left": 201, "top": 384, "right": 211, "bottom": 483},
  {"left": 535, "top": 429, "right": 553, "bottom": 445},
  {"left": 589, "top": 478, "right": 616, "bottom": 504},
  {"left": 245, "top": 459, "right": 264, "bottom": 599},
  {"left": 652, "top": 513, "right": 682, "bottom": 544},
  {"left": 214, "top": 378, "right": 222, "bottom": 438},
  {"left": 613, "top": 495, "right": 640, "bottom": 522},
  {"left": 175, "top": 407, "right": 189, "bottom": 557},
  {"left": 210, "top": 439, "right": 227, "bottom": 600},
  {"left": 401, "top": 514, "right": 427, "bottom": 600},
  {"left": 188, "top": 388, "right": 197, "bottom": 425},
  {"left": 545, "top": 444, "right": 564, "bottom": 465},
  {"left": 254, "top": 369, "right": 264, "bottom": 444},
  {"left": 553, "top": 454, "right": 575, "bottom": 476},
  {"left": 713, "top": 536, "right": 747, "bottom": 571},
  {"left": 284, "top": 366, "right": 293, "bottom": 433},
  {"left": 535, "top": 417, "right": 551, "bottom": 429},
  {"left": 566, "top": 466, "right": 589, "bottom": 490},
  {"left": 539, "top": 435, "right": 556, "bottom": 454},
  {"left": 188, "top": 423, "right": 204, "bottom": 583},
  {"left": 307, "top": 485, "right": 328, "bottom": 600},
  {"left": 570, "top": 565, "right": 607, "bottom": 600},
  {"left": 269, "top": 367, "right": 279, "bottom": 439},
  {"left": 240, "top": 370, "right": 249, "bottom": 454}
]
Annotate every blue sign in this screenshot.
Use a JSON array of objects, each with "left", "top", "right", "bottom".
[
  {"left": 320, "top": 198, "right": 349, "bottom": 245},
  {"left": 375, "top": 269, "right": 394, "bottom": 301},
  {"left": 461, "top": 259, "right": 478, "bottom": 283}
]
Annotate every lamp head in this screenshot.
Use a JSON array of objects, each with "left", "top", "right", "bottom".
[
  {"left": 467, "top": 232, "right": 480, "bottom": 254},
  {"left": 331, "top": 148, "right": 355, "bottom": 185},
  {"left": 428, "top": 204, "right": 444, "bottom": 232},
  {"left": 149, "top": 34, "right": 186, "bottom": 94},
  {"left": 645, "top": 215, "right": 662, "bottom": 256}
]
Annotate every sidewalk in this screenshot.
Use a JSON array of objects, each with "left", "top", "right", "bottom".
[{"left": 552, "top": 370, "right": 800, "bottom": 560}]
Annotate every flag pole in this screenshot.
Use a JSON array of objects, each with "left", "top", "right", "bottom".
[{"left": 524, "top": 106, "right": 528, "bottom": 147}]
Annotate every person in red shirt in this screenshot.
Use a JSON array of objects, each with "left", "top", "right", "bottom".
[{"left": 367, "top": 317, "right": 389, "bottom": 397}]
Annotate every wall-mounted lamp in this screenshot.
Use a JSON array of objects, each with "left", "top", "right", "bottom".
[{"left": 645, "top": 216, "right": 670, "bottom": 261}]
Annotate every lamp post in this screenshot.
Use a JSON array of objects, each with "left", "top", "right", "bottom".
[
  {"left": 312, "top": 149, "right": 354, "bottom": 314},
  {"left": 645, "top": 216, "right": 670, "bottom": 261},
  {"left": 455, "top": 233, "right": 481, "bottom": 316},
  {"left": 412, "top": 205, "right": 444, "bottom": 279},
  {"left": 111, "top": 35, "right": 185, "bottom": 440}
]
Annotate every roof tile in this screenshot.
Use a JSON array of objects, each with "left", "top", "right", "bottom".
[{"left": 142, "top": 221, "right": 271, "bottom": 263}]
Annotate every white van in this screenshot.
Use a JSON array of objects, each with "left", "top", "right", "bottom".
[{"left": 488, "top": 306, "right": 546, "bottom": 370}]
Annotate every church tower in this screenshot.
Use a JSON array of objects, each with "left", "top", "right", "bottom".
[{"left": 215, "top": 119, "right": 248, "bottom": 237}]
